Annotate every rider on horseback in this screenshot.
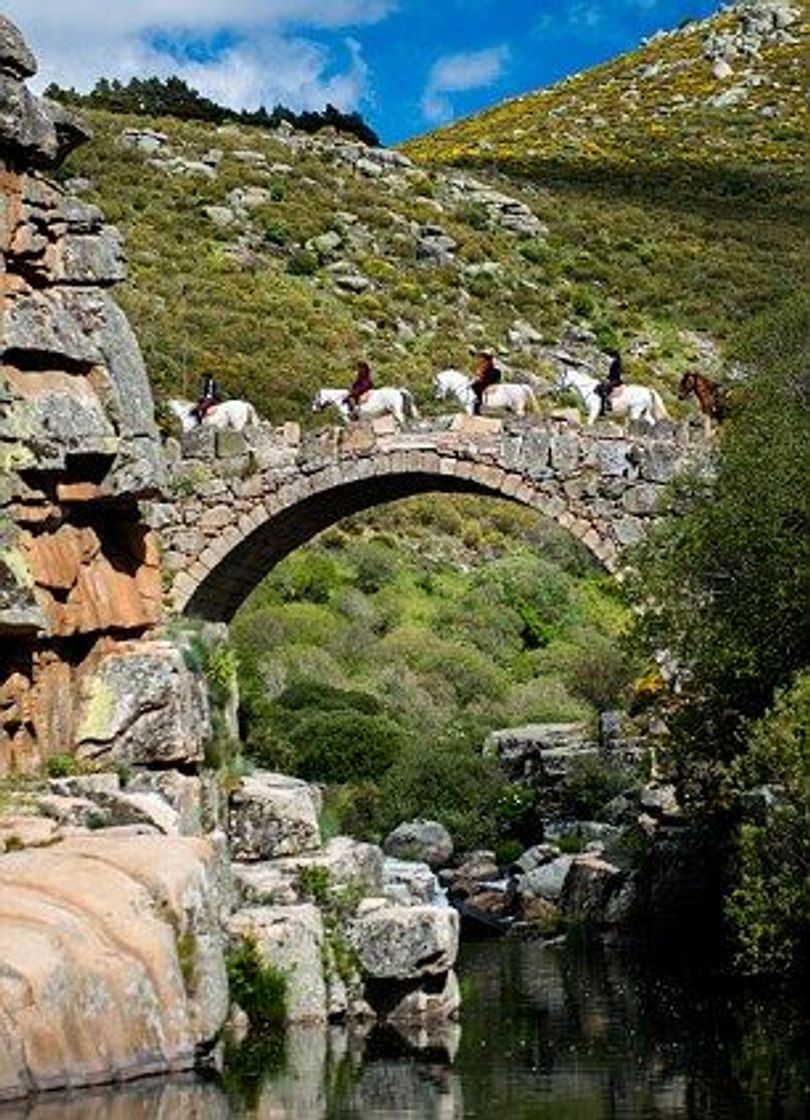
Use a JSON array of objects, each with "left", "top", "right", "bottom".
[
  {"left": 597, "top": 349, "right": 623, "bottom": 415},
  {"left": 193, "top": 373, "right": 222, "bottom": 423},
  {"left": 471, "top": 350, "right": 502, "bottom": 416},
  {"left": 345, "top": 360, "right": 374, "bottom": 420}
]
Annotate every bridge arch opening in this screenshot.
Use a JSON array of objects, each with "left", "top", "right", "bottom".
[{"left": 175, "top": 460, "right": 616, "bottom": 623}]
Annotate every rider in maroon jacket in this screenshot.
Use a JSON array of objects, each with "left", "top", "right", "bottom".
[{"left": 345, "top": 360, "right": 374, "bottom": 419}]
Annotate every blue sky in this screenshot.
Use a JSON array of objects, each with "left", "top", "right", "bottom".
[{"left": 9, "top": 1, "right": 721, "bottom": 144}]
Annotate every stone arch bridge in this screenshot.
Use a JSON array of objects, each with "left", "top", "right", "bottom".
[{"left": 154, "top": 413, "right": 709, "bottom": 622}]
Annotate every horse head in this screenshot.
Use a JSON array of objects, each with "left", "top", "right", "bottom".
[
  {"left": 678, "top": 372, "right": 697, "bottom": 399},
  {"left": 311, "top": 389, "right": 329, "bottom": 412}
]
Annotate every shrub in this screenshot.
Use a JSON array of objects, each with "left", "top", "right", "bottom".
[
  {"left": 725, "top": 671, "right": 810, "bottom": 974},
  {"left": 560, "top": 754, "right": 632, "bottom": 819},
  {"left": 286, "top": 249, "right": 318, "bottom": 276},
  {"left": 46, "top": 753, "right": 78, "bottom": 778},
  {"left": 344, "top": 538, "right": 398, "bottom": 594},
  {"left": 320, "top": 780, "right": 384, "bottom": 842},
  {"left": 561, "top": 632, "right": 636, "bottom": 710},
  {"left": 225, "top": 935, "right": 287, "bottom": 1029},
  {"left": 290, "top": 709, "right": 406, "bottom": 783},
  {"left": 276, "top": 679, "right": 382, "bottom": 716},
  {"left": 379, "top": 730, "right": 508, "bottom": 852}
]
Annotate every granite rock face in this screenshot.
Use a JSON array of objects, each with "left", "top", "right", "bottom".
[
  {"left": 0, "top": 833, "right": 229, "bottom": 1101},
  {"left": 0, "top": 16, "right": 169, "bottom": 772}
]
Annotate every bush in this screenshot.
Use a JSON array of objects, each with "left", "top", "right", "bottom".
[
  {"left": 276, "top": 679, "right": 382, "bottom": 716},
  {"left": 225, "top": 936, "right": 287, "bottom": 1029},
  {"left": 321, "top": 780, "right": 384, "bottom": 842},
  {"left": 290, "top": 709, "right": 406, "bottom": 783},
  {"left": 725, "top": 671, "right": 810, "bottom": 974},
  {"left": 45, "top": 753, "right": 78, "bottom": 778},
  {"left": 286, "top": 248, "right": 318, "bottom": 276},
  {"left": 379, "top": 730, "right": 508, "bottom": 852},
  {"left": 560, "top": 754, "right": 633, "bottom": 819}
]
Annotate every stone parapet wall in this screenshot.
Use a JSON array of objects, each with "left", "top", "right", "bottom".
[
  {"left": 157, "top": 412, "right": 710, "bottom": 621},
  {"left": 0, "top": 16, "right": 169, "bottom": 772}
]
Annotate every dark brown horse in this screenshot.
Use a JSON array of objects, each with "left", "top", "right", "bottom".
[{"left": 678, "top": 370, "right": 727, "bottom": 436}]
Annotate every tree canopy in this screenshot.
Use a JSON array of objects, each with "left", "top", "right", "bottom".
[{"left": 44, "top": 75, "right": 380, "bottom": 147}]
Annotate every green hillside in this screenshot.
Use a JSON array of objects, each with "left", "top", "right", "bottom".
[{"left": 405, "top": 0, "right": 809, "bottom": 349}]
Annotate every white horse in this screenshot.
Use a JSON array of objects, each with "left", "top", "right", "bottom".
[
  {"left": 169, "top": 398, "right": 259, "bottom": 432},
  {"left": 557, "top": 368, "right": 669, "bottom": 426},
  {"left": 434, "top": 369, "right": 538, "bottom": 417},
  {"left": 311, "top": 387, "right": 419, "bottom": 426}
]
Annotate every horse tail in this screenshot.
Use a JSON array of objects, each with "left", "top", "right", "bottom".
[
  {"left": 247, "top": 403, "right": 260, "bottom": 426},
  {"left": 403, "top": 389, "right": 420, "bottom": 419},
  {"left": 524, "top": 387, "right": 539, "bottom": 414},
  {"left": 651, "top": 389, "right": 669, "bottom": 421}
]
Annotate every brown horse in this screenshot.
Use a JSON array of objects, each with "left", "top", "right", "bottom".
[{"left": 678, "top": 370, "right": 727, "bottom": 436}]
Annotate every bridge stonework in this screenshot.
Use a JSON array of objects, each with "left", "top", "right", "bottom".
[{"left": 154, "top": 414, "right": 709, "bottom": 622}]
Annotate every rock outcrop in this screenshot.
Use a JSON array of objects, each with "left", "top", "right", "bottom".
[
  {"left": 0, "top": 16, "right": 169, "bottom": 772},
  {"left": 0, "top": 833, "right": 229, "bottom": 1101}
]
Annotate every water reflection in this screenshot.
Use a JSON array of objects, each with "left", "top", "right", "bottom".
[{"left": 3, "top": 940, "right": 807, "bottom": 1118}]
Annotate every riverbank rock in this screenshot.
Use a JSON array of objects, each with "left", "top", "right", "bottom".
[
  {"left": 383, "top": 819, "right": 453, "bottom": 869},
  {"left": 227, "top": 904, "right": 328, "bottom": 1023},
  {"left": 348, "top": 902, "right": 459, "bottom": 981},
  {"left": 228, "top": 771, "right": 322, "bottom": 861},
  {"left": 74, "top": 642, "right": 209, "bottom": 768},
  {"left": 233, "top": 836, "right": 384, "bottom": 906},
  {"left": 0, "top": 833, "right": 228, "bottom": 1101}
]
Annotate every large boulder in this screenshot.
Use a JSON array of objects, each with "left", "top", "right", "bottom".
[
  {"left": 0, "top": 833, "right": 229, "bottom": 1101},
  {"left": 74, "top": 641, "right": 209, "bottom": 767},
  {"left": 559, "top": 854, "right": 624, "bottom": 923},
  {"left": 348, "top": 901, "right": 459, "bottom": 981},
  {"left": 383, "top": 819, "right": 453, "bottom": 870},
  {"left": 517, "top": 855, "right": 575, "bottom": 902},
  {"left": 228, "top": 772, "right": 321, "bottom": 861}
]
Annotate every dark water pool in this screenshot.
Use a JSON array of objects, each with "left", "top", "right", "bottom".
[{"left": 5, "top": 938, "right": 808, "bottom": 1118}]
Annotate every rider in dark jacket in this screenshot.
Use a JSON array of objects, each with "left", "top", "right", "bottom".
[
  {"left": 598, "top": 350, "right": 624, "bottom": 414},
  {"left": 194, "top": 374, "right": 222, "bottom": 422},
  {"left": 471, "top": 351, "right": 501, "bottom": 416}
]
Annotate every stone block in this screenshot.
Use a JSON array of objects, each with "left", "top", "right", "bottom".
[
  {"left": 371, "top": 415, "right": 398, "bottom": 437},
  {"left": 550, "top": 434, "right": 581, "bottom": 475},
  {"left": 215, "top": 430, "right": 247, "bottom": 459},
  {"left": 228, "top": 771, "right": 321, "bottom": 861},
  {"left": 622, "top": 483, "right": 661, "bottom": 515},
  {"left": 348, "top": 903, "right": 458, "bottom": 980},
  {"left": 449, "top": 414, "right": 502, "bottom": 438},
  {"left": 612, "top": 517, "right": 644, "bottom": 547},
  {"left": 641, "top": 443, "right": 680, "bottom": 484}
]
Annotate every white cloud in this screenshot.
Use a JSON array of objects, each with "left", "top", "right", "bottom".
[
  {"left": 421, "top": 45, "right": 509, "bottom": 123},
  {"left": 2, "top": 1, "right": 395, "bottom": 112}
]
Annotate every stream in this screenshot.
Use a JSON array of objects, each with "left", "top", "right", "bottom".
[{"left": 4, "top": 938, "right": 807, "bottom": 1118}]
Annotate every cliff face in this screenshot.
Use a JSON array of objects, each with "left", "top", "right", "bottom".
[{"left": 0, "top": 16, "right": 166, "bottom": 773}]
